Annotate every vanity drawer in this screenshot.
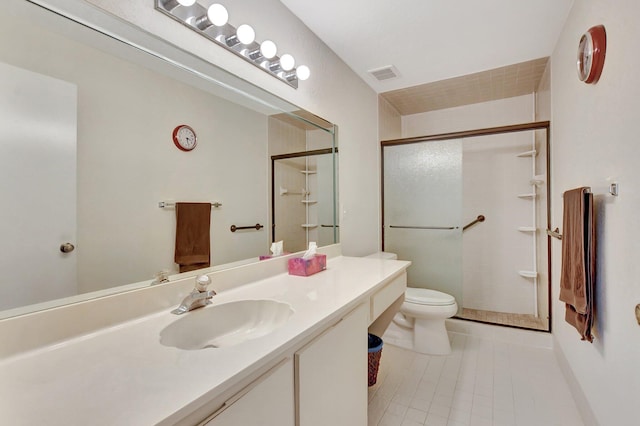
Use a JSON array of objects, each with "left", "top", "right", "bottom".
[{"left": 370, "top": 273, "right": 406, "bottom": 323}]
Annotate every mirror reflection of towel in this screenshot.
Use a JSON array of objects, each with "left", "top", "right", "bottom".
[
  {"left": 174, "top": 202, "right": 211, "bottom": 273},
  {"left": 559, "top": 187, "right": 595, "bottom": 342}
]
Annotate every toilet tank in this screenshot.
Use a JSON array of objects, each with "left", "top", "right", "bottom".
[{"left": 364, "top": 252, "right": 398, "bottom": 260}]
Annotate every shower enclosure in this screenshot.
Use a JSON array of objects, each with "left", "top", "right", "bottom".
[{"left": 382, "top": 122, "right": 550, "bottom": 331}]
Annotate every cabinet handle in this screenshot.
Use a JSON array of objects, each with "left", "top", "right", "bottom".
[{"left": 197, "top": 357, "right": 291, "bottom": 425}]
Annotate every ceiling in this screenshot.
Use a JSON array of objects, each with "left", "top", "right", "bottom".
[{"left": 280, "top": 0, "right": 573, "bottom": 113}]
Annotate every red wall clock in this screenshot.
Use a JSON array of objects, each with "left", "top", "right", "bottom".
[
  {"left": 577, "top": 25, "right": 606, "bottom": 84},
  {"left": 172, "top": 124, "right": 197, "bottom": 151}
]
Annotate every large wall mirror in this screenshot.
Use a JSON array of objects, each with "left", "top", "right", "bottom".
[{"left": 0, "top": 0, "right": 338, "bottom": 319}]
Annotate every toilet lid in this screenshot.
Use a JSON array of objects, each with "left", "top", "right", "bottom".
[{"left": 405, "top": 288, "right": 456, "bottom": 306}]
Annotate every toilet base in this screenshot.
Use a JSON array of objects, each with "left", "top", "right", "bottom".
[{"left": 413, "top": 318, "right": 452, "bottom": 355}]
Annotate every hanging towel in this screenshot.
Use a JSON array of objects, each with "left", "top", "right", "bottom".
[
  {"left": 174, "top": 202, "right": 212, "bottom": 273},
  {"left": 559, "top": 187, "right": 595, "bottom": 342}
]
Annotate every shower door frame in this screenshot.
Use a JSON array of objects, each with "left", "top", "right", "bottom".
[{"left": 381, "top": 121, "right": 552, "bottom": 332}]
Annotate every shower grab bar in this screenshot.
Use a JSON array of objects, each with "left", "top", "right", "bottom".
[
  {"left": 389, "top": 225, "right": 457, "bottom": 230},
  {"left": 462, "top": 215, "right": 486, "bottom": 231},
  {"left": 546, "top": 228, "right": 563, "bottom": 240}
]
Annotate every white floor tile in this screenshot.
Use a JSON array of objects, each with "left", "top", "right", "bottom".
[{"left": 368, "top": 332, "right": 585, "bottom": 426}]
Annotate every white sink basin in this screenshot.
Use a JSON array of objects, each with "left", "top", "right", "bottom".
[{"left": 160, "top": 299, "right": 294, "bottom": 350}]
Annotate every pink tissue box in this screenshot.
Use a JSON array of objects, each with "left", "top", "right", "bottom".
[{"left": 288, "top": 254, "right": 327, "bottom": 276}]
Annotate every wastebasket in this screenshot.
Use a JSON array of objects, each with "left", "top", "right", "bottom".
[{"left": 368, "top": 333, "right": 383, "bottom": 387}]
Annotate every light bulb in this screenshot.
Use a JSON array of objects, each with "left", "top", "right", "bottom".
[
  {"left": 260, "top": 40, "right": 277, "bottom": 59},
  {"left": 236, "top": 24, "right": 255, "bottom": 45},
  {"left": 207, "top": 4, "right": 228, "bottom": 26},
  {"left": 177, "top": 0, "right": 196, "bottom": 6},
  {"left": 280, "top": 54, "right": 295, "bottom": 71},
  {"left": 296, "top": 65, "right": 310, "bottom": 81}
]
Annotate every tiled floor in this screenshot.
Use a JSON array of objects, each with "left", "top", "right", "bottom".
[
  {"left": 368, "top": 333, "right": 583, "bottom": 426},
  {"left": 459, "top": 309, "right": 548, "bottom": 331}
]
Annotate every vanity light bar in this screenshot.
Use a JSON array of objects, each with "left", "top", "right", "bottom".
[{"left": 155, "top": 0, "right": 309, "bottom": 89}]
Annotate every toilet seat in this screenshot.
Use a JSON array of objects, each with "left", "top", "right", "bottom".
[{"left": 405, "top": 288, "right": 455, "bottom": 306}]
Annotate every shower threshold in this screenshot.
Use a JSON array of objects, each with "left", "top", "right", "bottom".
[{"left": 458, "top": 308, "right": 548, "bottom": 331}]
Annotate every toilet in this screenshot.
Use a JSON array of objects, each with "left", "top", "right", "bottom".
[
  {"left": 365, "top": 251, "right": 458, "bottom": 355},
  {"left": 394, "top": 287, "right": 458, "bottom": 355}
]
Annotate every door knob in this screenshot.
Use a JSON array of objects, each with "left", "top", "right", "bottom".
[{"left": 60, "top": 242, "right": 75, "bottom": 253}]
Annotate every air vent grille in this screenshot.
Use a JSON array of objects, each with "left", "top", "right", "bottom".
[{"left": 368, "top": 65, "right": 399, "bottom": 81}]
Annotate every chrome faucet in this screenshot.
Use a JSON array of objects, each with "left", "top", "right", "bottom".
[{"left": 171, "top": 274, "right": 217, "bottom": 315}]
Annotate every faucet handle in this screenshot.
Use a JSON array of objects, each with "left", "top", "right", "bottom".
[{"left": 194, "top": 274, "right": 212, "bottom": 292}]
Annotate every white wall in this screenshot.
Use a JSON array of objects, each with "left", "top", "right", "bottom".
[
  {"left": 551, "top": 0, "right": 640, "bottom": 424},
  {"left": 379, "top": 97, "right": 402, "bottom": 141},
  {"left": 73, "top": 0, "right": 380, "bottom": 257},
  {"left": 402, "top": 95, "right": 535, "bottom": 137}
]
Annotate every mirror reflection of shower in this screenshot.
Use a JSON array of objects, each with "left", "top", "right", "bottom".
[
  {"left": 269, "top": 114, "right": 338, "bottom": 254},
  {"left": 382, "top": 123, "right": 549, "bottom": 331}
]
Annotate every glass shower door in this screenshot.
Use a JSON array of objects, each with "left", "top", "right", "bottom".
[{"left": 383, "top": 140, "right": 463, "bottom": 310}]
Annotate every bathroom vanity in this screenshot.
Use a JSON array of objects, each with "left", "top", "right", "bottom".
[{"left": 0, "top": 253, "right": 409, "bottom": 425}]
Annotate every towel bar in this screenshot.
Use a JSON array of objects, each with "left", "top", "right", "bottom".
[
  {"left": 159, "top": 201, "right": 222, "bottom": 208},
  {"left": 230, "top": 224, "right": 263, "bottom": 232}
]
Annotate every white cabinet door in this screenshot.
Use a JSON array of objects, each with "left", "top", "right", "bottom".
[
  {"left": 203, "top": 358, "right": 294, "bottom": 426},
  {"left": 296, "top": 303, "right": 368, "bottom": 426}
]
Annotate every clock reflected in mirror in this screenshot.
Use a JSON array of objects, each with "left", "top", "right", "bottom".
[{"left": 172, "top": 124, "right": 197, "bottom": 151}]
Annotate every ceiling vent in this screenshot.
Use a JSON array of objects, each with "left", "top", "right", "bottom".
[{"left": 368, "top": 65, "right": 400, "bottom": 81}]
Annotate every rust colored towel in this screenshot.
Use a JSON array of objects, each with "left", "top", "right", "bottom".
[
  {"left": 174, "top": 202, "right": 212, "bottom": 273},
  {"left": 559, "top": 187, "right": 595, "bottom": 342}
]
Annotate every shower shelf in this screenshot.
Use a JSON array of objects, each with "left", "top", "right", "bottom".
[
  {"left": 300, "top": 170, "right": 317, "bottom": 175},
  {"left": 517, "top": 193, "right": 537, "bottom": 199},
  {"left": 519, "top": 270, "right": 538, "bottom": 278},
  {"left": 517, "top": 150, "right": 537, "bottom": 157},
  {"left": 301, "top": 224, "right": 318, "bottom": 228},
  {"left": 518, "top": 227, "right": 537, "bottom": 232},
  {"left": 301, "top": 200, "right": 317, "bottom": 204}
]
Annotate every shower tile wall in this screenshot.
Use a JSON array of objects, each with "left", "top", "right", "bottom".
[
  {"left": 268, "top": 117, "right": 307, "bottom": 252},
  {"left": 462, "top": 133, "right": 536, "bottom": 316}
]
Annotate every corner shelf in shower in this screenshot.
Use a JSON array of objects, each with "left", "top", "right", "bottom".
[
  {"left": 300, "top": 170, "right": 317, "bottom": 175},
  {"left": 301, "top": 200, "right": 317, "bottom": 204},
  {"left": 517, "top": 193, "right": 538, "bottom": 199},
  {"left": 516, "top": 150, "right": 537, "bottom": 157},
  {"left": 301, "top": 224, "right": 318, "bottom": 228},
  {"left": 518, "top": 270, "right": 538, "bottom": 278}
]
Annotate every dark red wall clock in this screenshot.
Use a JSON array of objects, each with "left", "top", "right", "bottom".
[
  {"left": 172, "top": 124, "right": 197, "bottom": 151},
  {"left": 577, "top": 25, "right": 606, "bottom": 84}
]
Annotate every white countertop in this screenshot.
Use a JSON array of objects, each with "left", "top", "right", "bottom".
[{"left": 0, "top": 256, "right": 409, "bottom": 425}]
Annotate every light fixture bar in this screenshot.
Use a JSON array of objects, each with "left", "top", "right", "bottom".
[{"left": 155, "top": 0, "right": 305, "bottom": 89}]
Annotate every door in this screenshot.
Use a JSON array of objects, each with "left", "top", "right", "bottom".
[
  {"left": 0, "top": 61, "right": 77, "bottom": 311},
  {"left": 383, "top": 139, "right": 463, "bottom": 308}
]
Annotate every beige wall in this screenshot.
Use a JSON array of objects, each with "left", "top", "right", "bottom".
[
  {"left": 402, "top": 94, "right": 535, "bottom": 137},
  {"left": 378, "top": 97, "right": 402, "bottom": 141},
  {"left": 550, "top": 1, "right": 640, "bottom": 424}
]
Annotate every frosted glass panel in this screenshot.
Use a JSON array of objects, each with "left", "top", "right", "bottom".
[{"left": 383, "top": 140, "right": 463, "bottom": 309}]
